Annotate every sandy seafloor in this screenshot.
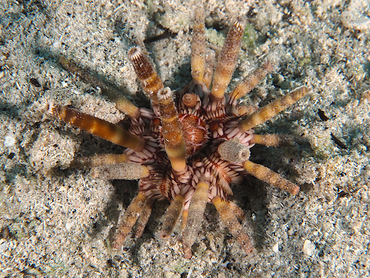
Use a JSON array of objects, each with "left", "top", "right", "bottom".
[{"left": 0, "top": 0, "right": 370, "bottom": 277}]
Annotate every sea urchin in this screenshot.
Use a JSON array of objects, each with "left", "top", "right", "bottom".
[{"left": 49, "top": 8, "right": 308, "bottom": 258}]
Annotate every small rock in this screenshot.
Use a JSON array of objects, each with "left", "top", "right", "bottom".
[
  {"left": 4, "top": 134, "right": 16, "bottom": 147},
  {"left": 272, "top": 242, "right": 279, "bottom": 253},
  {"left": 303, "top": 239, "right": 315, "bottom": 256}
]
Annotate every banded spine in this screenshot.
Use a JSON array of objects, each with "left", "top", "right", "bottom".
[
  {"left": 229, "top": 61, "right": 273, "bottom": 104},
  {"left": 113, "top": 192, "right": 147, "bottom": 249},
  {"left": 48, "top": 103, "right": 145, "bottom": 151},
  {"left": 211, "top": 17, "right": 246, "bottom": 100},
  {"left": 212, "top": 197, "right": 254, "bottom": 254},
  {"left": 158, "top": 87, "right": 187, "bottom": 172},
  {"left": 128, "top": 47, "right": 164, "bottom": 107},
  {"left": 182, "top": 181, "right": 209, "bottom": 258},
  {"left": 239, "top": 86, "right": 309, "bottom": 132},
  {"left": 160, "top": 195, "right": 185, "bottom": 239},
  {"left": 243, "top": 160, "right": 300, "bottom": 195},
  {"left": 191, "top": 9, "right": 206, "bottom": 84}
]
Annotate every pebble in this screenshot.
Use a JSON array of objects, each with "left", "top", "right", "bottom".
[{"left": 302, "top": 239, "right": 316, "bottom": 256}]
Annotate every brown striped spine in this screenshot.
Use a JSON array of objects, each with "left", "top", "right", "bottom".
[
  {"left": 75, "top": 153, "right": 129, "bottom": 167},
  {"left": 160, "top": 195, "right": 185, "bottom": 239},
  {"left": 229, "top": 61, "right": 273, "bottom": 104},
  {"left": 210, "top": 17, "right": 246, "bottom": 100},
  {"left": 128, "top": 47, "right": 164, "bottom": 106},
  {"left": 239, "top": 86, "right": 309, "bottom": 132},
  {"left": 191, "top": 9, "right": 206, "bottom": 85},
  {"left": 250, "top": 134, "right": 294, "bottom": 147},
  {"left": 182, "top": 181, "right": 209, "bottom": 259},
  {"left": 243, "top": 160, "right": 300, "bottom": 195},
  {"left": 203, "top": 50, "right": 215, "bottom": 90},
  {"left": 212, "top": 196, "right": 254, "bottom": 254},
  {"left": 113, "top": 192, "right": 147, "bottom": 249},
  {"left": 48, "top": 102, "right": 145, "bottom": 151},
  {"left": 135, "top": 199, "right": 154, "bottom": 238},
  {"left": 158, "top": 87, "right": 187, "bottom": 172}
]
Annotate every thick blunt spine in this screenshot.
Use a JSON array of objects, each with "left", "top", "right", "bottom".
[
  {"left": 113, "top": 192, "right": 147, "bottom": 249},
  {"left": 203, "top": 50, "right": 215, "bottom": 90},
  {"left": 182, "top": 181, "right": 209, "bottom": 259},
  {"left": 135, "top": 199, "right": 154, "bottom": 238},
  {"left": 243, "top": 160, "right": 300, "bottom": 195},
  {"left": 75, "top": 153, "right": 129, "bottom": 167},
  {"left": 251, "top": 134, "right": 294, "bottom": 147},
  {"left": 160, "top": 195, "right": 185, "bottom": 239},
  {"left": 212, "top": 197, "right": 254, "bottom": 254},
  {"left": 239, "top": 86, "right": 309, "bottom": 132},
  {"left": 229, "top": 61, "right": 273, "bottom": 104},
  {"left": 48, "top": 103, "right": 145, "bottom": 151},
  {"left": 191, "top": 9, "right": 206, "bottom": 84},
  {"left": 228, "top": 201, "right": 246, "bottom": 222},
  {"left": 158, "top": 87, "right": 187, "bottom": 172},
  {"left": 128, "top": 47, "right": 164, "bottom": 105},
  {"left": 90, "top": 162, "right": 149, "bottom": 180},
  {"left": 210, "top": 17, "right": 246, "bottom": 100}
]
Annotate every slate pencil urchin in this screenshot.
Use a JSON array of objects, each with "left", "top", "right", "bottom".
[{"left": 49, "top": 8, "right": 309, "bottom": 258}]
